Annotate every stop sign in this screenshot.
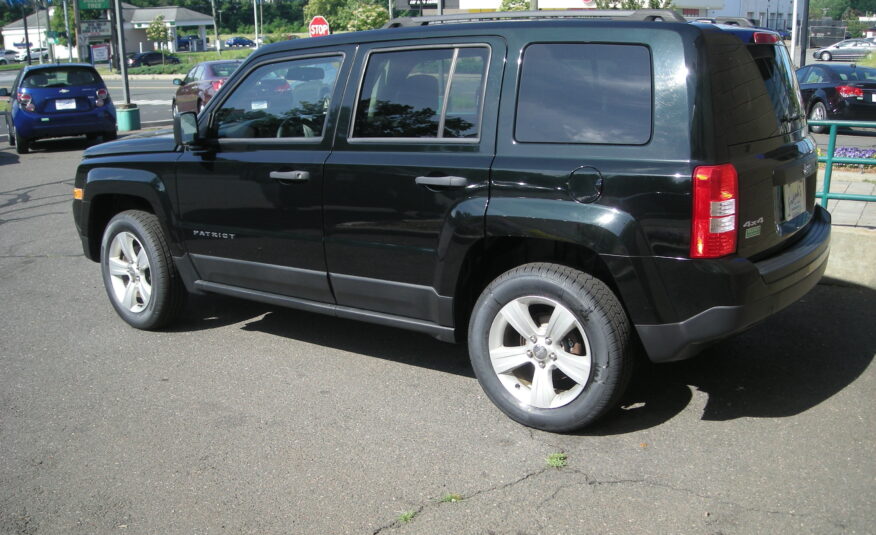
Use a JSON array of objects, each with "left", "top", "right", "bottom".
[{"left": 309, "top": 16, "right": 331, "bottom": 38}]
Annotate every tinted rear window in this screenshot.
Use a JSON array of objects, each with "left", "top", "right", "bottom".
[
  {"left": 706, "top": 33, "right": 804, "bottom": 144},
  {"left": 22, "top": 67, "right": 99, "bottom": 88},
  {"left": 515, "top": 43, "right": 652, "bottom": 145},
  {"left": 210, "top": 62, "right": 240, "bottom": 77}
]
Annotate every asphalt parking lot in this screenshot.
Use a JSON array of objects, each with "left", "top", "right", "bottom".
[{"left": 1, "top": 137, "right": 874, "bottom": 534}]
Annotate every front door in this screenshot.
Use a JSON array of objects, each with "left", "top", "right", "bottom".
[{"left": 175, "top": 50, "right": 350, "bottom": 302}]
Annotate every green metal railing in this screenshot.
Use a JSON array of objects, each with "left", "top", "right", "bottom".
[{"left": 809, "top": 119, "right": 876, "bottom": 209}]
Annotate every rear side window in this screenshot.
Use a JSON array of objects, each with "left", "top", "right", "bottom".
[
  {"left": 515, "top": 43, "right": 652, "bottom": 145},
  {"left": 352, "top": 46, "right": 489, "bottom": 140},
  {"left": 22, "top": 67, "right": 99, "bottom": 88}
]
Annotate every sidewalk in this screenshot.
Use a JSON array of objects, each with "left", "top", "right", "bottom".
[{"left": 815, "top": 168, "right": 876, "bottom": 288}]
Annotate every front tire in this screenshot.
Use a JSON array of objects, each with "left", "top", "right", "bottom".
[
  {"left": 820, "top": 51, "right": 832, "bottom": 61},
  {"left": 809, "top": 102, "right": 828, "bottom": 133},
  {"left": 100, "top": 210, "right": 185, "bottom": 330},
  {"left": 468, "top": 263, "right": 632, "bottom": 432}
]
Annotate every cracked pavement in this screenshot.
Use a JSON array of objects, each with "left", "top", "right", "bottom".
[{"left": 1, "top": 137, "right": 874, "bottom": 534}]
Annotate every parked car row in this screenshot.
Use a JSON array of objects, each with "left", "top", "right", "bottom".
[{"left": 0, "top": 47, "right": 49, "bottom": 63}]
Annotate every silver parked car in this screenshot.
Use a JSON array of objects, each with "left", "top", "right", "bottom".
[{"left": 813, "top": 38, "right": 876, "bottom": 61}]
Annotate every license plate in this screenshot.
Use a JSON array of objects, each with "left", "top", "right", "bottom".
[
  {"left": 783, "top": 179, "right": 805, "bottom": 221},
  {"left": 55, "top": 99, "right": 76, "bottom": 110}
]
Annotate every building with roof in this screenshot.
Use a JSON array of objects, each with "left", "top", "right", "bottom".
[{"left": 1, "top": 3, "right": 214, "bottom": 61}]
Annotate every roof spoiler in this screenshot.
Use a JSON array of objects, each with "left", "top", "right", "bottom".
[{"left": 383, "top": 9, "right": 687, "bottom": 29}]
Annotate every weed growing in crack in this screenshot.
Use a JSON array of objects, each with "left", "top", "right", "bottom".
[
  {"left": 547, "top": 452, "right": 567, "bottom": 468},
  {"left": 440, "top": 493, "right": 464, "bottom": 503},
  {"left": 398, "top": 511, "right": 417, "bottom": 523}
]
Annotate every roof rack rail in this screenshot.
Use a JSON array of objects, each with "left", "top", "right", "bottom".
[{"left": 383, "top": 9, "right": 687, "bottom": 29}]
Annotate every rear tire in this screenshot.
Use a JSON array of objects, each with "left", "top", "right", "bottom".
[
  {"left": 14, "top": 129, "right": 28, "bottom": 154},
  {"left": 103, "top": 130, "right": 118, "bottom": 141},
  {"left": 468, "top": 263, "right": 633, "bottom": 432},
  {"left": 8, "top": 122, "right": 15, "bottom": 146},
  {"left": 809, "top": 102, "right": 828, "bottom": 133},
  {"left": 100, "top": 210, "right": 186, "bottom": 330}
]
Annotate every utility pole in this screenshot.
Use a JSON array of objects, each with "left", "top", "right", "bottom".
[
  {"left": 113, "top": 0, "right": 130, "bottom": 104},
  {"left": 210, "top": 0, "right": 220, "bottom": 55},
  {"left": 72, "top": 0, "right": 83, "bottom": 61},
  {"left": 63, "top": 0, "right": 72, "bottom": 61},
  {"left": 797, "top": 0, "right": 810, "bottom": 68},
  {"left": 252, "top": 0, "right": 258, "bottom": 49},
  {"left": 22, "top": 2, "right": 32, "bottom": 65}
]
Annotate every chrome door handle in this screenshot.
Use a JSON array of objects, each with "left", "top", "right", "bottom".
[
  {"left": 415, "top": 175, "right": 468, "bottom": 188},
  {"left": 270, "top": 170, "right": 311, "bottom": 182}
]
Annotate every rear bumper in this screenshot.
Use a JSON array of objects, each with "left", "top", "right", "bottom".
[
  {"left": 15, "top": 108, "right": 116, "bottom": 139},
  {"left": 634, "top": 205, "right": 831, "bottom": 362}
]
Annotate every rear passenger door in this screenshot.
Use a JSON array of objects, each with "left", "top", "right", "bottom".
[{"left": 323, "top": 38, "right": 504, "bottom": 326}]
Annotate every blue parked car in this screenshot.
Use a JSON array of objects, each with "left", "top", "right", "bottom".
[
  {"left": 224, "top": 36, "right": 255, "bottom": 47},
  {"left": 1, "top": 64, "right": 117, "bottom": 154}
]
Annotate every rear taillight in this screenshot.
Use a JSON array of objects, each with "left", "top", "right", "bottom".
[
  {"left": 95, "top": 88, "right": 108, "bottom": 107},
  {"left": 691, "top": 164, "right": 738, "bottom": 259},
  {"left": 837, "top": 85, "right": 863, "bottom": 98},
  {"left": 17, "top": 91, "right": 35, "bottom": 112},
  {"left": 753, "top": 32, "right": 780, "bottom": 44},
  {"left": 211, "top": 79, "right": 226, "bottom": 91}
]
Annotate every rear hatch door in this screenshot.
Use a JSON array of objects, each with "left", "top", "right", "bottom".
[{"left": 705, "top": 31, "right": 817, "bottom": 260}]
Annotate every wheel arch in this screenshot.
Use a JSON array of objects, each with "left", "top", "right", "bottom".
[
  {"left": 450, "top": 236, "right": 625, "bottom": 343},
  {"left": 81, "top": 168, "right": 180, "bottom": 261}
]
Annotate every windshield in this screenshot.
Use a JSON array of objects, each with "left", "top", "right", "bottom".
[{"left": 22, "top": 67, "right": 100, "bottom": 88}]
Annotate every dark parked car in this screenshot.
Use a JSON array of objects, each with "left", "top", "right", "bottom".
[
  {"left": 72, "top": 10, "right": 829, "bottom": 433},
  {"left": 813, "top": 38, "right": 876, "bottom": 61},
  {"left": 127, "top": 51, "right": 181, "bottom": 67},
  {"left": 172, "top": 60, "right": 242, "bottom": 115},
  {"left": 1, "top": 64, "right": 116, "bottom": 154},
  {"left": 225, "top": 36, "right": 255, "bottom": 47},
  {"left": 796, "top": 63, "right": 876, "bottom": 132}
]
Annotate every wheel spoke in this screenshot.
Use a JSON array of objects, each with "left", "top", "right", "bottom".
[
  {"left": 121, "top": 279, "right": 138, "bottom": 310},
  {"left": 136, "top": 248, "right": 150, "bottom": 271},
  {"left": 489, "top": 346, "right": 530, "bottom": 374},
  {"left": 530, "top": 366, "right": 556, "bottom": 408},
  {"left": 545, "top": 305, "right": 578, "bottom": 341},
  {"left": 499, "top": 300, "right": 539, "bottom": 340},
  {"left": 138, "top": 279, "right": 152, "bottom": 304},
  {"left": 108, "top": 257, "right": 128, "bottom": 277},
  {"left": 120, "top": 233, "right": 138, "bottom": 262},
  {"left": 554, "top": 350, "right": 591, "bottom": 387}
]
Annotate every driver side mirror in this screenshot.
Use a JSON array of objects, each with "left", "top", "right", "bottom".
[
  {"left": 174, "top": 111, "right": 200, "bottom": 146},
  {"left": 0, "top": 88, "right": 8, "bottom": 97}
]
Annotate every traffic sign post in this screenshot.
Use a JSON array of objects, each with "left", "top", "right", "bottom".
[{"left": 308, "top": 16, "right": 330, "bottom": 38}]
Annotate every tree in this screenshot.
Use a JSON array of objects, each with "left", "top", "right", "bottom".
[
  {"left": 499, "top": 0, "right": 529, "bottom": 10},
  {"left": 146, "top": 15, "right": 169, "bottom": 62},
  {"left": 810, "top": 0, "right": 851, "bottom": 20},
  {"left": 346, "top": 2, "right": 389, "bottom": 31},
  {"left": 49, "top": 3, "right": 74, "bottom": 47}
]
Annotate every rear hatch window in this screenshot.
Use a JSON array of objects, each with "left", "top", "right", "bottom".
[
  {"left": 21, "top": 67, "right": 104, "bottom": 113},
  {"left": 704, "top": 31, "right": 816, "bottom": 260}
]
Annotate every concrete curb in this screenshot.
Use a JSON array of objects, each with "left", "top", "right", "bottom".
[
  {"left": 823, "top": 226, "right": 876, "bottom": 289},
  {"left": 102, "top": 74, "right": 181, "bottom": 81}
]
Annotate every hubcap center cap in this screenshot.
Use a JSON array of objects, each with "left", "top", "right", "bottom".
[{"left": 532, "top": 344, "right": 549, "bottom": 362}]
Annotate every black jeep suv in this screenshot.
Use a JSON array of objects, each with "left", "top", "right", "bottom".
[{"left": 72, "top": 10, "right": 830, "bottom": 432}]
